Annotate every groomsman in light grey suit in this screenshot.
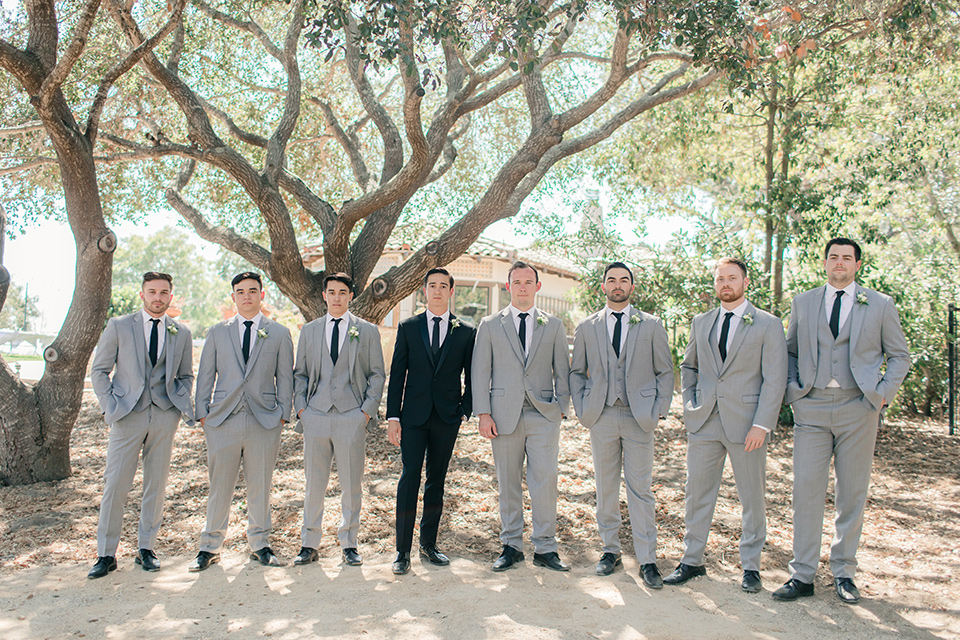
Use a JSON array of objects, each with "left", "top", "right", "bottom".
[
  {"left": 664, "top": 257, "right": 787, "bottom": 594},
  {"left": 293, "top": 273, "right": 385, "bottom": 567},
  {"left": 774, "top": 238, "right": 909, "bottom": 604},
  {"left": 89, "top": 272, "right": 194, "bottom": 578},
  {"left": 472, "top": 261, "right": 571, "bottom": 572},
  {"left": 570, "top": 262, "right": 674, "bottom": 588},
  {"left": 189, "top": 272, "right": 294, "bottom": 572}
]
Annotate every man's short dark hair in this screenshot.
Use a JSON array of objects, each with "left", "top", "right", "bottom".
[
  {"left": 824, "top": 237, "right": 862, "bottom": 262},
  {"left": 142, "top": 272, "right": 173, "bottom": 286},
  {"left": 714, "top": 257, "right": 748, "bottom": 278},
  {"left": 323, "top": 272, "right": 354, "bottom": 293},
  {"left": 603, "top": 261, "right": 634, "bottom": 283},
  {"left": 507, "top": 260, "right": 539, "bottom": 283},
  {"left": 424, "top": 267, "right": 454, "bottom": 288},
  {"left": 231, "top": 271, "right": 263, "bottom": 289}
]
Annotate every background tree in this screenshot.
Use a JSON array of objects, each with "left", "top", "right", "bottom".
[{"left": 0, "top": 279, "right": 41, "bottom": 331}]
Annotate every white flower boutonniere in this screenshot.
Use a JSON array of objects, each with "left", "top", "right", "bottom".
[
  {"left": 743, "top": 313, "right": 754, "bottom": 325},
  {"left": 166, "top": 324, "right": 178, "bottom": 335},
  {"left": 450, "top": 317, "right": 461, "bottom": 330},
  {"left": 348, "top": 326, "right": 360, "bottom": 341},
  {"left": 257, "top": 328, "right": 268, "bottom": 339},
  {"left": 536, "top": 315, "right": 548, "bottom": 326},
  {"left": 629, "top": 314, "right": 641, "bottom": 325},
  {"left": 856, "top": 292, "right": 868, "bottom": 305}
]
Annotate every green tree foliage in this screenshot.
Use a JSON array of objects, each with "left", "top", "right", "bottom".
[{"left": 0, "top": 281, "right": 40, "bottom": 330}]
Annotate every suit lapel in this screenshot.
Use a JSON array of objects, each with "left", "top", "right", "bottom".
[
  {"left": 226, "top": 316, "right": 245, "bottom": 369},
  {"left": 163, "top": 316, "right": 176, "bottom": 380},
  {"left": 499, "top": 309, "right": 525, "bottom": 364},
  {"left": 418, "top": 313, "right": 436, "bottom": 369},
  {"left": 435, "top": 314, "right": 456, "bottom": 371},
  {"left": 807, "top": 286, "right": 824, "bottom": 362},
  {"left": 592, "top": 311, "right": 608, "bottom": 375},
  {"left": 244, "top": 316, "right": 268, "bottom": 378},
  {"left": 702, "top": 307, "right": 722, "bottom": 375},
  {"left": 130, "top": 313, "right": 147, "bottom": 375},
  {"left": 719, "top": 302, "right": 754, "bottom": 374},
  {"left": 346, "top": 314, "right": 359, "bottom": 375},
  {"left": 525, "top": 310, "right": 545, "bottom": 369},
  {"left": 849, "top": 284, "right": 865, "bottom": 354},
  {"left": 623, "top": 308, "right": 641, "bottom": 372}
]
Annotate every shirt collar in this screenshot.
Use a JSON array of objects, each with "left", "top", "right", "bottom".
[
  {"left": 719, "top": 299, "right": 749, "bottom": 318},
  {"left": 238, "top": 311, "right": 263, "bottom": 327},
  {"left": 426, "top": 309, "right": 450, "bottom": 323},
  {"left": 141, "top": 309, "right": 164, "bottom": 326},
  {"left": 325, "top": 311, "right": 351, "bottom": 324},
  {"left": 605, "top": 304, "right": 632, "bottom": 319},
  {"left": 826, "top": 281, "right": 857, "bottom": 299},
  {"left": 509, "top": 304, "right": 537, "bottom": 320}
]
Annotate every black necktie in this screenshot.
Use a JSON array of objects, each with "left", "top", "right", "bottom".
[
  {"left": 718, "top": 311, "right": 733, "bottom": 362},
  {"left": 830, "top": 290, "right": 844, "bottom": 339},
  {"left": 432, "top": 316, "right": 442, "bottom": 356},
  {"left": 330, "top": 318, "right": 341, "bottom": 365},
  {"left": 612, "top": 312, "right": 624, "bottom": 358},
  {"left": 242, "top": 320, "right": 253, "bottom": 363},
  {"left": 517, "top": 312, "right": 529, "bottom": 352},
  {"left": 149, "top": 319, "right": 160, "bottom": 366}
]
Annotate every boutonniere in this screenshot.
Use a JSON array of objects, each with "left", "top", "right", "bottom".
[
  {"left": 450, "top": 318, "right": 461, "bottom": 330},
  {"left": 166, "top": 323, "right": 178, "bottom": 335},
  {"left": 536, "top": 315, "right": 548, "bottom": 326},
  {"left": 348, "top": 326, "right": 360, "bottom": 341},
  {"left": 257, "top": 328, "right": 268, "bottom": 339},
  {"left": 629, "top": 314, "right": 641, "bottom": 324},
  {"left": 856, "top": 292, "right": 868, "bottom": 305},
  {"left": 743, "top": 313, "right": 754, "bottom": 325}
]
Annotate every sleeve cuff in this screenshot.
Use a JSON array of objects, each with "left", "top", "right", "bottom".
[{"left": 752, "top": 423, "right": 771, "bottom": 432}]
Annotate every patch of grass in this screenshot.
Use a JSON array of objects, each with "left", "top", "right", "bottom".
[{"left": 1, "top": 354, "right": 44, "bottom": 362}]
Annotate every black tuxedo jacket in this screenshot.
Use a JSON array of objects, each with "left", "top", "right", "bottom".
[{"left": 387, "top": 312, "right": 476, "bottom": 426}]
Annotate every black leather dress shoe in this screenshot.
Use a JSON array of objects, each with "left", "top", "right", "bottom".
[
  {"left": 663, "top": 563, "right": 706, "bottom": 585},
  {"left": 640, "top": 563, "right": 663, "bottom": 589},
  {"left": 87, "top": 556, "right": 117, "bottom": 579},
  {"left": 835, "top": 577, "right": 861, "bottom": 604},
  {"left": 742, "top": 570, "right": 762, "bottom": 593},
  {"left": 420, "top": 545, "right": 450, "bottom": 566},
  {"left": 188, "top": 551, "right": 220, "bottom": 572},
  {"left": 772, "top": 578, "right": 814, "bottom": 601},
  {"left": 533, "top": 551, "right": 570, "bottom": 572},
  {"left": 492, "top": 545, "right": 524, "bottom": 572},
  {"left": 134, "top": 549, "right": 160, "bottom": 572},
  {"left": 293, "top": 547, "right": 319, "bottom": 566},
  {"left": 250, "top": 547, "right": 285, "bottom": 567},
  {"left": 595, "top": 553, "right": 621, "bottom": 576},
  {"left": 342, "top": 548, "right": 363, "bottom": 566},
  {"left": 393, "top": 551, "right": 411, "bottom": 575}
]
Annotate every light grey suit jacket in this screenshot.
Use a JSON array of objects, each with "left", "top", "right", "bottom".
[
  {"left": 785, "top": 284, "right": 910, "bottom": 411},
  {"left": 471, "top": 307, "right": 570, "bottom": 435},
  {"left": 570, "top": 308, "right": 674, "bottom": 432},
  {"left": 681, "top": 301, "right": 787, "bottom": 442},
  {"left": 91, "top": 312, "right": 194, "bottom": 425},
  {"left": 293, "top": 313, "right": 386, "bottom": 426},
  {"left": 195, "top": 315, "right": 294, "bottom": 429}
]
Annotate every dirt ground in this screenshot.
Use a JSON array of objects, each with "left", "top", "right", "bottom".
[{"left": 0, "top": 391, "right": 957, "bottom": 639}]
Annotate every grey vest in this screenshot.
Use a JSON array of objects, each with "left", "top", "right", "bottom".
[
  {"left": 307, "top": 332, "right": 361, "bottom": 413},
  {"left": 813, "top": 309, "right": 857, "bottom": 390},
  {"left": 604, "top": 331, "right": 628, "bottom": 407},
  {"left": 134, "top": 342, "right": 172, "bottom": 412}
]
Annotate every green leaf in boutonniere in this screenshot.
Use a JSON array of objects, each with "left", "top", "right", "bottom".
[
  {"left": 536, "top": 315, "right": 548, "bottom": 326},
  {"left": 450, "top": 317, "right": 461, "bottom": 330},
  {"left": 856, "top": 292, "right": 868, "bottom": 305},
  {"left": 743, "top": 313, "right": 754, "bottom": 325},
  {"left": 629, "top": 314, "right": 641, "bottom": 324},
  {"left": 257, "top": 328, "right": 268, "bottom": 339},
  {"left": 166, "top": 323, "right": 178, "bottom": 335},
  {"left": 348, "top": 326, "right": 360, "bottom": 341}
]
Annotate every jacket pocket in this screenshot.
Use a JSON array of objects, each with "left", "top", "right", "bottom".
[
  {"left": 262, "top": 392, "right": 278, "bottom": 408},
  {"left": 639, "top": 386, "right": 657, "bottom": 397},
  {"left": 491, "top": 388, "right": 505, "bottom": 397},
  {"left": 540, "top": 390, "right": 554, "bottom": 401},
  {"left": 742, "top": 394, "right": 760, "bottom": 404}
]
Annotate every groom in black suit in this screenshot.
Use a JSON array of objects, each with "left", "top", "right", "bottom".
[{"left": 386, "top": 267, "right": 476, "bottom": 575}]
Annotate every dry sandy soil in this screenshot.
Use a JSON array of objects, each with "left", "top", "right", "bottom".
[{"left": 0, "top": 392, "right": 957, "bottom": 639}]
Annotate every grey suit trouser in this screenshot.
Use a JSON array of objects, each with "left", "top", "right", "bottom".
[
  {"left": 681, "top": 411, "right": 767, "bottom": 571},
  {"left": 491, "top": 405, "right": 560, "bottom": 554},
  {"left": 199, "top": 410, "right": 283, "bottom": 553},
  {"left": 301, "top": 407, "right": 367, "bottom": 549},
  {"left": 790, "top": 387, "right": 880, "bottom": 582},
  {"left": 97, "top": 405, "right": 181, "bottom": 557},
  {"left": 591, "top": 403, "right": 657, "bottom": 563}
]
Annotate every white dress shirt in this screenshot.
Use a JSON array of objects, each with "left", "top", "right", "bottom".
[
  {"left": 605, "top": 304, "right": 632, "bottom": 354},
  {"left": 426, "top": 309, "right": 450, "bottom": 347},
  {"left": 324, "top": 312, "right": 351, "bottom": 355},
  {"left": 236, "top": 311, "right": 264, "bottom": 352},
  {"left": 824, "top": 281, "right": 856, "bottom": 331},
  {"left": 714, "top": 299, "right": 749, "bottom": 355},
  {"left": 140, "top": 309, "right": 166, "bottom": 356},
  {"left": 509, "top": 304, "right": 538, "bottom": 357}
]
